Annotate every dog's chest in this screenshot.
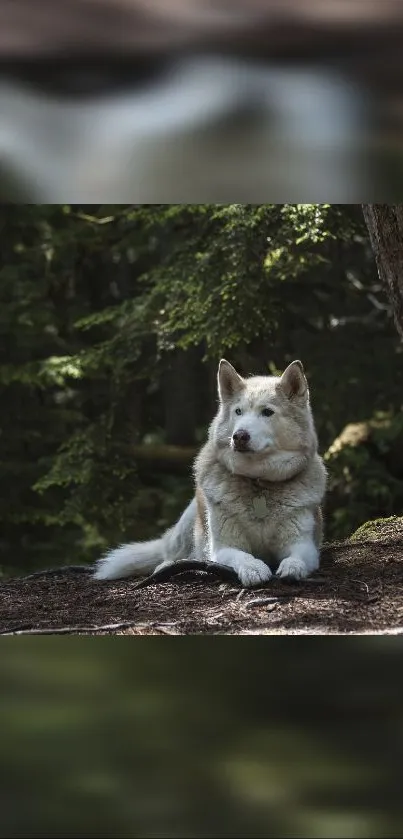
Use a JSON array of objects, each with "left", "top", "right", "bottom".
[
  {"left": 203, "top": 468, "right": 290, "bottom": 539},
  {"left": 215, "top": 475, "right": 283, "bottom": 518},
  {"left": 229, "top": 480, "right": 281, "bottom": 534},
  {"left": 238, "top": 486, "right": 278, "bottom": 554}
]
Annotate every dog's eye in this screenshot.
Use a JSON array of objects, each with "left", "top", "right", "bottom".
[
  {"left": 262, "top": 408, "right": 274, "bottom": 417},
  {"left": 235, "top": 408, "right": 242, "bottom": 415}
]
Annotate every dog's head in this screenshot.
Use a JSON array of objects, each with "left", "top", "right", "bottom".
[{"left": 212, "top": 358, "right": 317, "bottom": 478}]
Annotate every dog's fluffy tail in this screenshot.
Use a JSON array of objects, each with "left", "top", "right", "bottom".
[{"left": 93, "top": 498, "right": 196, "bottom": 580}]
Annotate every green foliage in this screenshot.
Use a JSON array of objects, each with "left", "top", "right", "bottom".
[
  {"left": 325, "top": 445, "right": 403, "bottom": 540},
  {"left": 324, "top": 413, "right": 403, "bottom": 541},
  {"left": 68, "top": 203, "right": 336, "bottom": 360}
]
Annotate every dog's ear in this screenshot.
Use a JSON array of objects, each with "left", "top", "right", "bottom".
[
  {"left": 218, "top": 359, "right": 245, "bottom": 400},
  {"left": 280, "top": 360, "right": 308, "bottom": 398}
]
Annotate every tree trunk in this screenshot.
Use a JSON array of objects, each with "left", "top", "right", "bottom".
[
  {"left": 362, "top": 204, "right": 403, "bottom": 339},
  {"left": 163, "top": 348, "right": 198, "bottom": 446}
]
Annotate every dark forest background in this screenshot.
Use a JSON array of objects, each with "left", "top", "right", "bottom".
[{"left": 1, "top": 203, "right": 403, "bottom": 577}]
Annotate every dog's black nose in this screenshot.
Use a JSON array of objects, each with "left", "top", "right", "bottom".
[{"left": 232, "top": 429, "right": 250, "bottom": 450}]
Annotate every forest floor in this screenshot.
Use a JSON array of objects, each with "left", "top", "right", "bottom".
[{"left": 2, "top": 519, "right": 403, "bottom": 635}]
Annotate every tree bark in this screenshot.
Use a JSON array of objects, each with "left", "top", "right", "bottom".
[
  {"left": 163, "top": 348, "right": 199, "bottom": 446},
  {"left": 362, "top": 204, "right": 403, "bottom": 339}
]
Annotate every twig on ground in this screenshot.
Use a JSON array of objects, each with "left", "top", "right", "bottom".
[
  {"left": 0, "top": 618, "right": 185, "bottom": 637},
  {"left": 244, "top": 596, "right": 286, "bottom": 608},
  {"left": 351, "top": 578, "right": 380, "bottom": 602},
  {"left": 352, "top": 578, "right": 369, "bottom": 594},
  {"left": 153, "top": 625, "right": 181, "bottom": 635},
  {"left": 301, "top": 576, "right": 329, "bottom": 585},
  {"left": 0, "top": 620, "right": 138, "bottom": 636}
]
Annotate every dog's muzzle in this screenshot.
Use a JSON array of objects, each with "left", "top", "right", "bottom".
[{"left": 232, "top": 429, "right": 250, "bottom": 452}]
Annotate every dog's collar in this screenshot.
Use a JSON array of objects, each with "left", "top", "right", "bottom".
[{"left": 248, "top": 472, "right": 300, "bottom": 490}]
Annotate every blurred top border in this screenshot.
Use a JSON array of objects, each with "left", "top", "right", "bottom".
[{"left": 1, "top": 0, "right": 403, "bottom": 60}]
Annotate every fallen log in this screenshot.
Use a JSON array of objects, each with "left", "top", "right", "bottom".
[{"left": 131, "top": 444, "right": 198, "bottom": 474}]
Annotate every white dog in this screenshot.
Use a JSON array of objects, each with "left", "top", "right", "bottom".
[{"left": 94, "top": 359, "right": 327, "bottom": 586}]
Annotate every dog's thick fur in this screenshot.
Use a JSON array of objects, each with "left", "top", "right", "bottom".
[{"left": 94, "top": 359, "right": 327, "bottom": 586}]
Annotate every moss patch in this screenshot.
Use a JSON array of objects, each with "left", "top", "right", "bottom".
[{"left": 350, "top": 516, "right": 403, "bottom": 542}]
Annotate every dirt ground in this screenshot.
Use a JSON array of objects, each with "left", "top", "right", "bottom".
[{"left": 2, "top": 521, "right": 403, "bottom": 635}]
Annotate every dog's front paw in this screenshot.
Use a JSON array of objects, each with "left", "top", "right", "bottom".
[
  {"left": 237, "top": 557, "right": 272, "bottom": 587},
  {"left": 219, "top": 550, "right": 272, "bottom": 587},
  {"left": 214, "top": 548, "right": 272, "bottom": 587},
  {"left": 276, "top": 557, "right": 308, "bottom": 581}
]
